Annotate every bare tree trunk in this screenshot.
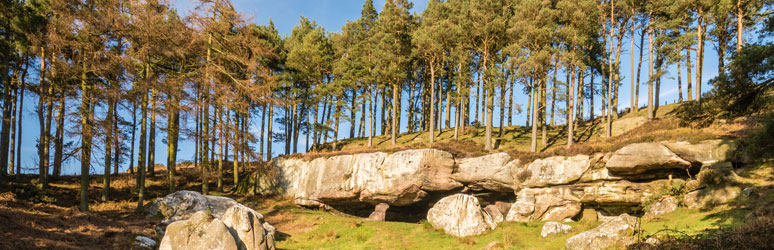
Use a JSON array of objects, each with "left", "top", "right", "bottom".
[
  {"left": 630, "top": 10, "right": 636, "bottom": 113},
  {"left": 166, "top": 94, "right": 179, "bottom": 193},
  {"left": 147, "top": 90, "right": 156, "bottom": 178},
  {"left": 696, "top": 10, "right": 705, "bottom": 103},
  {"left": 686, "top": 49, "right": 693, "bottom": 101},
  {"left": 102, "top": 94, "right": 114, "bottom": 202},
  {"left": 16, "top": 60, "right": 27, "bottom": 178},
  {"left": 80, "top": 59, "right": 93, "bottom": 212},
  {"left": 737, "top": 0, "right": 744, "bottom": 51},
  {"left": 647, "top": 21, "right": 654, "bottom": 120},
  {"left": 530, "top": 77, "right": 539, "bottom": 153},
  {"left": 267, "top": 104, "right": 273, "bottom": 160},
  {"left": 429, "top": 63, "right": 436, "bottom": 144},
  {"left": 635, "top": 28, "right": 645, "bottom": 109},
  {"left": 392, "top": 83, "right": 399, "bottom": 146}
]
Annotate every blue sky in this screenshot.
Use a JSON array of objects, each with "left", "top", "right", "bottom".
[{"left": 15, "top": 0, "right": 730, "bottom": 175}]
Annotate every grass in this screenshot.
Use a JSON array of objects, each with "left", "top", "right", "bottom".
[{"left": 294, "top": 102, "right": 738, "bottom": 162}]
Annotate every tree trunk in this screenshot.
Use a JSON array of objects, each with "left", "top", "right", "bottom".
[
  {"left": 80, "top": 60, "right": 93, "bottom": 212},
  {"left": 392, "top": 83, "right": 398, "bottom": 146},
  {"left": 635, "top": 28, "right": 645, "bottom": 109},
  {"left": 737, "top": 0, "right": 743, "bottom": 51},
  {"left": 696, "top": 10, "right": 705, "bottom": 103},
  {"left": 367, "top": 86, "right": 373, "bottom": 147},
  {"left": 147, "top": 90, "right": 156, "bottom": 178},
  {"left": 350, "top": 89, "right": 356, "bottom": 138},
  {"left": 568, "top": 64, "right": 576, "bottom": 148},
  {"left": 647, "top": 22, "right": 654, "bottom": 120},
  {"left": 102, "top": 94, "right": 114, "bottom": 202},
  {"left": 606, "top": 0, "right": 615, "bottom": 138},
  {"left": 429, "top": 62, "right": 436, "bottom": 144},
  {"left": 678, "top": 58, "right": 683, "bottom": 102},
  {"left": 166, "top": 94, "right": 179, "bottom": 193},
  {"left": 267, "top": 104, "right": 273, "bottom": 160},
  {"left": 16, "top": 59, "right": 27, "bottom": 178},
  {"left": 685, "top": 48, "right": 693, "bottom": 101},
  {"left": 530, "top": 77, "right": 539, "bottom": 153},
  {"left": 630, "top": 11, "right": 636, "bottom": 113}
]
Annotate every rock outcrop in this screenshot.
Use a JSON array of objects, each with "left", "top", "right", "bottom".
[
  {"left": 644, "top": 196, "right": 679, "bottom": 220},
  {"left": 606, "top": 142, "right": 692, "bottom": 175},
  {"left": 452, "top": 153, "right": 519, "bottom": 192},
  {"left": 159, "top": 211, "right": 238, "bottom": 250},
  {"left": 153, "top": 191, "right": 275, "bottom": 250},
  {"left": 154, "top": 190, "right": 240, "bottom": 225},
  {"left": 520, "top": 155, "right": 591, "bottom": 187},
  {"left": 427, "top": 194, "right": 497, "bottom": 237},
  {"left": 506, "top": 187, "right": 581, "bottom": 222},
  {"left": 275, "top": 149, "right": 462, "bottom": 207},
  {"left": 541, "top": 222, "right": 572, "bottom": 237},
  {"left": 564, "top": 214, "right": 639, "bottom": 250}
]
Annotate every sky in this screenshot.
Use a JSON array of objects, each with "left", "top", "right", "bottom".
[{"left": 15, "top": 0, "right": 730, "bottom": 175}]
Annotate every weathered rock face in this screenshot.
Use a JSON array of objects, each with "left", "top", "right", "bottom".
[
  {"left": 153, "top": 191, "right": 276, "bottom": 250},
  {"left": 132, "top": 236, "right": 157, "bottom": 250},
  {"left": 274, "top": 149, "right": 462, "bottom": 207},
  {"left": 606, "top": 143, "right": 692, "bottom": 175},
  {"left": 541, "top": 222, "right": 572, "bottom": 237},
  {"left": 154, "top": 190, "right": 240, "bottom": 225},
  {"left": 564, "top": 214, "right": 639, "bottom": 250},
  {"left": 367, "top": 203, "right": 389, "bottom": 221},
  {"left": 159, "top": 211, "right": 238, "bottom": 250},
  {"left": 644, "top": 196, "right": 678, "bottom": 220},
  {"left": 484, "top": 204, "right": 504, "bottom": 224},
  {"left": 520, "top": 155, "right": 591, "bottom": 188},
  {"left": 662, "top": 139, "right": 737, "bottom": 165},
  {"left": 505, "top": 187, "right": 582, "bottom": 222},
  {"left": 221, "top": 205, "right": 276, "bottom": 250},
  {"left": 452, "top": 153, "right": 519, "bottom": 192},
  {"left": 427, "top": 194, "right": 497, "bottom": 237}
]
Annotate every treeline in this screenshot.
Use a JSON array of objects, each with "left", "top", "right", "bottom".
[{"left": 0, "top": 0, "right": 768, "bottom": 212}]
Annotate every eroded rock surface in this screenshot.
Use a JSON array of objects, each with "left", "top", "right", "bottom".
[
  {"left": 453, "top": 153, "right": 519, "bottom": 192},
  {"left": 606, "top": 143, "right": 692, "bottom": 175},
  {"left": 644, "top": 196, "right": 678, "bottom": 220},
  {"left": 275, "top": 149, "right": 462, "bottom": 207},
  {"left": 427, "top": 194, "right": 497, "bottom": 237},
  {"left": 159, "top": 211, "right": 238, "bottom": 250},
  {"left": 506, "top": 187, "right": 581, "bottom": 222},
  {"left": 541, "top": 222, "right": 572, "bottom": 237},
  {"left": 153, "top": 191, "right": 276, "bottom": 250},
  {"left": 520, "top": 155, "right": 591, "bottom": 187},
  {"left": 564, "top": 214, "right": 639, "bottom": 250}
]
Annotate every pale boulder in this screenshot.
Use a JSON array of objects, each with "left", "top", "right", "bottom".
[
  {"left": 221, "top": 205, "right": 276, "bottom": 250},
  {"left": 541, "top": 222, "right": 572, "bottom": 237},
  {"left": 521, "top": 155, "right": 591, "bottom": 187},
  {"left": 427, "top": 194, "right": 497, "bottom": 237},
  {"left": 564, "top": 214, "right": 639, "bottom": 250},
  {"left": 506, "top": 187, "right": 582, "bottom": 222},
  {"left": 453, "top": 153, "right": 519, "bottom": 192},
  {"left": 159, "top": 211, "right": 238, "bottom": 250},
  {"left": 605, "top": 143, "right": 692, "bottom": 175}
]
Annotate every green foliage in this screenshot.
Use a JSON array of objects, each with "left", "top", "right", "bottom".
[{"left": 710, "top": 43, "right": 774, "bottom": 118}]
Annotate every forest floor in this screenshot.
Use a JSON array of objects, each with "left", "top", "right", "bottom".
[{"left": 1, "top": 101, "right": 771, "bottom": 249}]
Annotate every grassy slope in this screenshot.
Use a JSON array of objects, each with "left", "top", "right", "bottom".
[{"left": 301, "top": 103, "right": 683, "bottom": 160}]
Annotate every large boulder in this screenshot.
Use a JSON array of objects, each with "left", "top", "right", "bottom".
[
  {"left": 427, "top": 194, "right": 497, "bottom": 237},
  {"left": 159, "top": 211, "right": 238, "bottom": 250},
  {"left": 605, "top": 143, "right": 692, "bottom": 175},
  {"left": 274, "top": 149, "right": 462, "bottom": 207},
  {"left": 154, "top": 190, "right": 240, "bottom": 225},
  {"left": 505, "top": 187, "right": 582, "bottom": 222},
  {"left": 452, "top": 153, "right": 519, "bottom": 192},
  {"left": 520, "top": 155, "right": 591, "bottom": 187},
  {"left": 541, "top": 222, "right": 572, "bottom": 237},
  {"left": 564, "top": 214, "right": 639, "bottom": 250},
  {"left": 578, "top": 180, "right": 664, "bottom": 205},
  {"left": 661, "top": 139, "right": 737, "bottom": 165},
  {"left": 221, "top": 205, "right": 276, "bottom": 250},
  {"left": 153, "top": 191, "right": 276, "bottom": 250}
]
